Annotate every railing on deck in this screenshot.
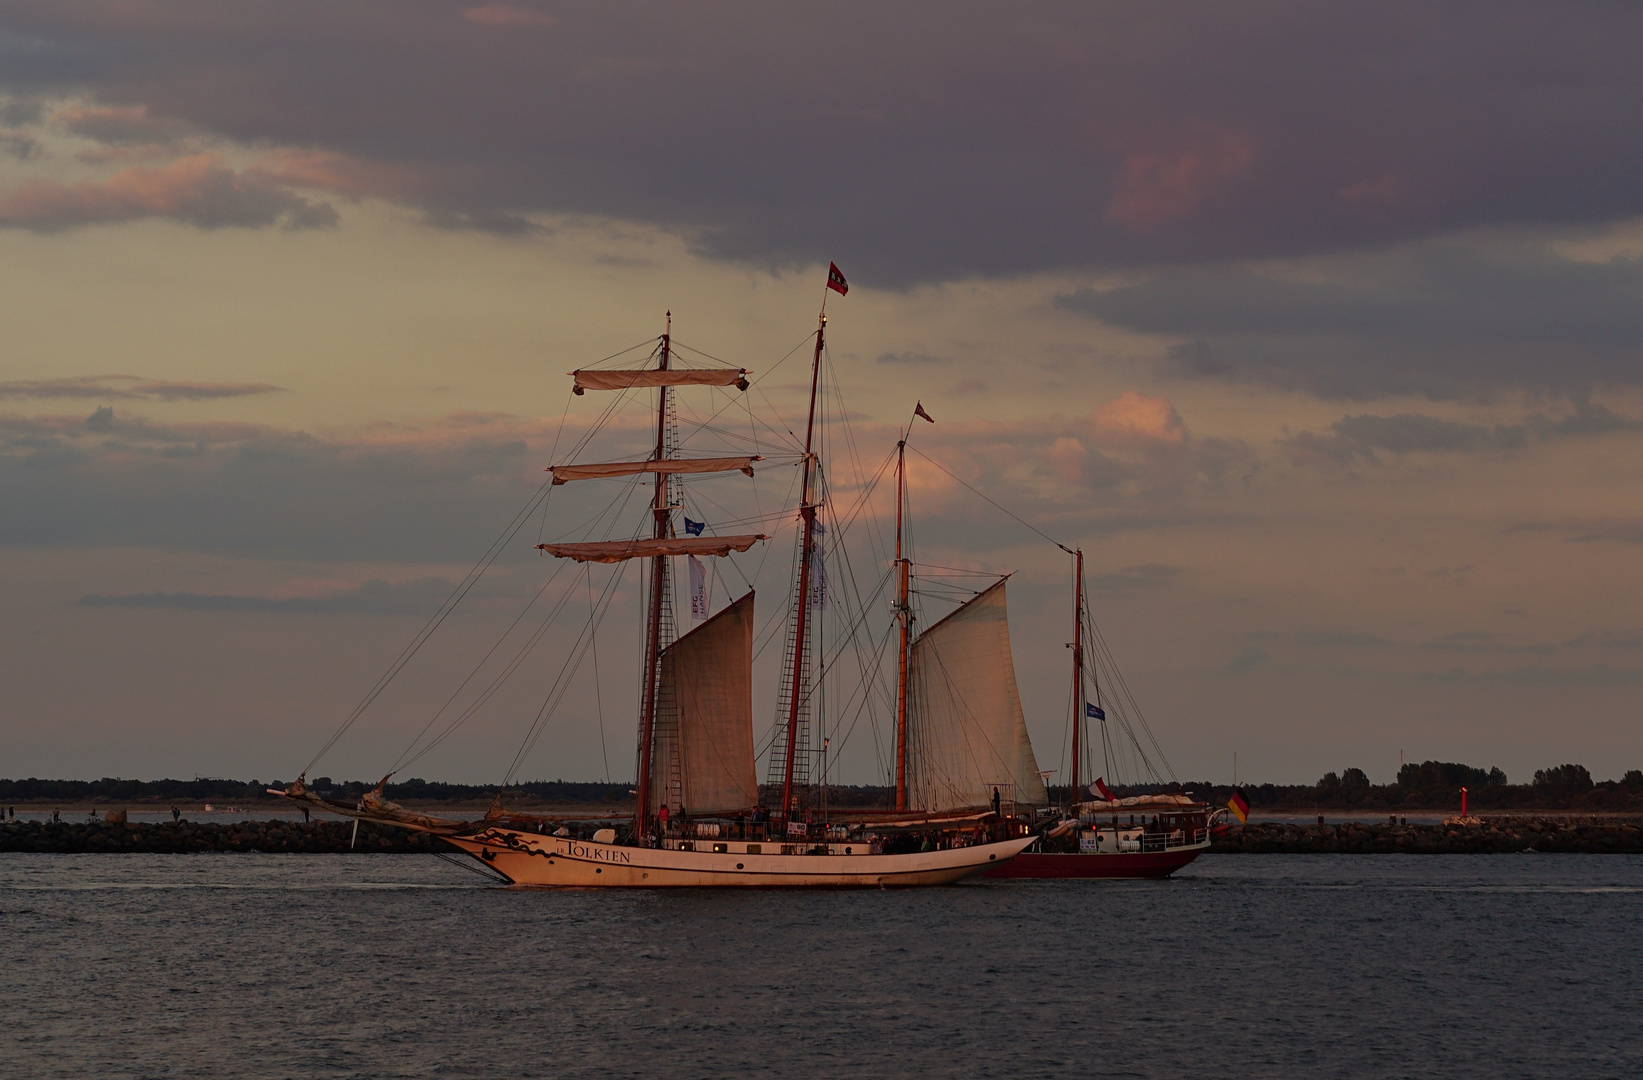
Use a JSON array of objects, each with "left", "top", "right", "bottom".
[{"left": 1138, "top": 828, "right": 1209, "bottom": 852}]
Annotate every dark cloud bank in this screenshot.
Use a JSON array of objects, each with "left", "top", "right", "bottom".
[{"left": 3, "top": 3, "right": 1643, "bottom": 284}]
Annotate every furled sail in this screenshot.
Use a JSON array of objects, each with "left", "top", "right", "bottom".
[
  {"left": 572, "top": 368, "right": 750, "bottom": 394},
  {"left": 535, "top": 535, "right": 767, "bottom": 563},
  {"left": 649, "top": 591, "right": 758, "bottom": 817},
  {"left": 905, "top": 579, "right": 1048, "bottom": 812},
  {"left": 1077, "top": 794, "right": 1199, "bottom": 813},
  {"left": 548, "top": 456, "right": 761, "bottom": 484}
]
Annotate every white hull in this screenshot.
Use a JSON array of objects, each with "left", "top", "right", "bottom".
[{"left": 440, "top": 826, "right": 1037, "bottom": 887}]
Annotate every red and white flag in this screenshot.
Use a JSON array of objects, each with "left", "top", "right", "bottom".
[
  {"left": 1092, "top": 776, "right": 1116, "bottom": 801},
  {"left": 913, "top": 401, "right": 934, "bottom": 423},
  {"left": 826, "top": 262, "right": 848, "bottom": 296}
]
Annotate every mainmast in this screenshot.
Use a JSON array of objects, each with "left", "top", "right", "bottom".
[
  {"left": 778, "top": 310, "right": 827, "bottom": 824},
  {"left": 894, "top": 435, "right": 910, "bottom": 810},
  {"left": 634, "top": 313, "right": 673, "bottom": 838},
  {"left": 1071, "top": 548, "right": 1085, "bottom": 803}
]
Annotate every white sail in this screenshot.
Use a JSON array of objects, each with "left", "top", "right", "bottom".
[
  {"left": 905, "top": 579, "right": 1048, "bottom": 812},
  {"left": 649, "top": 591, "right": 758, "bottom": 817}
]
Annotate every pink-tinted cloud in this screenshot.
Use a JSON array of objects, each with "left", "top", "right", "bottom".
[
  {"left": 53, "top": 102, "right": 187, "bottom": 142},
  {"left": 0, "top": 153, "right": 336, "bottom": 231},
  {"left": 249, "top": 148, "right": 436, "bottom": 202},
  {"left": 1103, "top": 134, "right": 1254, "bottom": 231},
  {"left": 1087, "top": 391, "right": 1188, "bottom": 449}
]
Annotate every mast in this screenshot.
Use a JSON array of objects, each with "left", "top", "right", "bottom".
[
  {"left": 778, "top": 310, "right": 827, "bottom": 823},
  {"left": 635, "top": 312, "right": 672, "bottom": 837},
  {"left": 894, "top": 435, "right": 910, "bottom": 810},
  {"left": 1071, "top": 548, "right": 1085, "bottom": 804}
]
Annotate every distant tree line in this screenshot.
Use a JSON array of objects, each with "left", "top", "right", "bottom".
[
  {"left": 4, "top": 763, "right": 1640, "bottom": 810},
  {"left": 0, "top": 776, "right": 636, "bottom": 805},
  {"left": 1070, "top": 761, "right": 1643, "bottom": 811},
  {"left": 0, "top": 776, "right": 902, "bottom": 808}
]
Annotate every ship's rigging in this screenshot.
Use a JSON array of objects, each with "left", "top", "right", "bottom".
[{"left": 293, "top": 304, "right": 1183, "bottom": 831}]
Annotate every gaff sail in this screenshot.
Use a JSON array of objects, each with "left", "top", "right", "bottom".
[
  {"left": 549, "top": 456, "right": 760, "bottom": 485},
  {"left": 572, "top": 368, "right": 750, "bottom": 394},
  {"left": 535, "top": 535, "right": 767, "bottom": 563},
  {"left": 649, "top": 591, "right": 758, "bottom": 817},
  {"left": 905, "top": 579, "right": 1049, "bottom": 813}
]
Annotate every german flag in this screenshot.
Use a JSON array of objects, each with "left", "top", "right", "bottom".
[{"left": 1228, "top": 788, "right": 1250, "bottom": 824}]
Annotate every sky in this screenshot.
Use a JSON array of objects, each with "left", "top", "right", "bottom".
[{"left": 2, "top": 2, "right": 1641, "bottom": 789}]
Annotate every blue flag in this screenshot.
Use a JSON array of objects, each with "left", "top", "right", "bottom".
[
  {"left": 683, "top": 517, "right": 705, "bottom": 536},
  {"left": 1086, "top": 703, "right": 1106, "bottom": 721}
]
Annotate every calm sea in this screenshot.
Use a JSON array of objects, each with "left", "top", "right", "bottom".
[{"left": 2, "top": 853, "right": 1638, "bottom": 1079}]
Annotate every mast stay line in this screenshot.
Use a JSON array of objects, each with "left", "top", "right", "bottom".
[{"left": 302, "top": 475, "right": 557, "bottom": 776}]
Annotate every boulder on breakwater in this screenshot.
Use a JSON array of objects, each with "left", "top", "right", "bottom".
[
  {"left": 1210, "top": 817, "right": 1643, "bottom": 854},
  {"left": 0, "top": 818, "right": 442, "bottom": 854}
]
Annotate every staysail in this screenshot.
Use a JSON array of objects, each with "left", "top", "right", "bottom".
[
  {"left": 649, "top": 591, "right": 758, "bottom": 817},
  {"left": 536, "top": 535, "right": 766, "bottom": 563},
  {"left": 549, "top": 456, "right": 760, "bottom": 484},
  {"left": 905, "top": 579, "right": 1048, "bottom": 812},
  {"left": 572, "top": 368, "right": 750, "bottom": 394}
]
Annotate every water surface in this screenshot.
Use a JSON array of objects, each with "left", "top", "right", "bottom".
[{"left": 3, "top": 853, "right": 1637, "bottom": 1078}]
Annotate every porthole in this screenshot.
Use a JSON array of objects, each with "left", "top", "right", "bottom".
[
  {"left": 595, "top": 867, "right": 602, "bottom": 873},
  {"left": 989, "top": 854, "right": 996, "bottom": 860},
  {"left": 736, "top": 863, "right": 744, "bottom": 869},
  {"left": 845, "top": 847, "right": 852, "bottom": 854}
]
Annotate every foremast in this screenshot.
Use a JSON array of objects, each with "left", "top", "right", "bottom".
[
  {"left": 634, "top": 313, "right": 673, "bottom": 840},
  {"left": 537, "top": 316, "right": 762, "bottom": 839}
]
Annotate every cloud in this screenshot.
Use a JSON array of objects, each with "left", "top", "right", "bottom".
[
  {"left": 0, "top": 375, "right": 284, "bottom": 401},
  {"left": 0, "top": 406, "right": 551, "bottom": 561},
  {"left": 1088, "top": 563, "right": 1181, "bottom": 595},
  {"left": 0, "top": 130, "right": 37, "bottom": 159},
  {"left": 1058, "top": 232, "right": 1643, "bottom": 398},
  {"left": 1228, "top": 645, "right": 1268, "bottom": 672},
  {"left": 77, "top": 577, "right": 459, "bottom": 615},
  {"left": 0, "top": 153, "right": 337, "bottom": 232},
  {"left": 1505, "top": 518, "right": 1643, "bottom": 544},
  {"left": 1088, "top": 391, "right": 1187, "bottom": 449},
  {"left": 1416, "top": 664, "right": 1643, "bottom": 685},
  {"left": 1283, "top": 398, "right": 1641, "bottom": 467},
  {"left": 1103, "top": 131, "right": 1253, "bottom": 232},
  {"left": 5, "top": 7, "right": 1643, "bottom": 281},
  {"left": 875, "top": 351, "right": 950, "bottom": 365},
  {"left": 1565, "top": 628, "right": 1643, "bottom": 649},
  {"left": 53, "top": 102, "right": 189, "bottom": 143},
  {"left": 462, "top": 5, "right": 556, "bottom": 30}
]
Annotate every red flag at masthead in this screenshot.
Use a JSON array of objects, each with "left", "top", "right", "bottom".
[
  {"left": 913, "top": 401, "right": 934, "bottom": 423},
  {"left": 826, "top": 262, "right": 848, "bottom": 295}
]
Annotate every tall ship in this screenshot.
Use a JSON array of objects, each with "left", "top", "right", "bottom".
[{"left": 277, "top": 269, "right": 1034, "bottom": 885}]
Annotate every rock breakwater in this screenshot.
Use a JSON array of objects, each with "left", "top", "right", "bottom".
[
  {"left": 0, "top": 819, "right": 440, "bottom": 854},
  {"left": 1212, "top": 817, "right": 1643, "bottom": 854}
]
